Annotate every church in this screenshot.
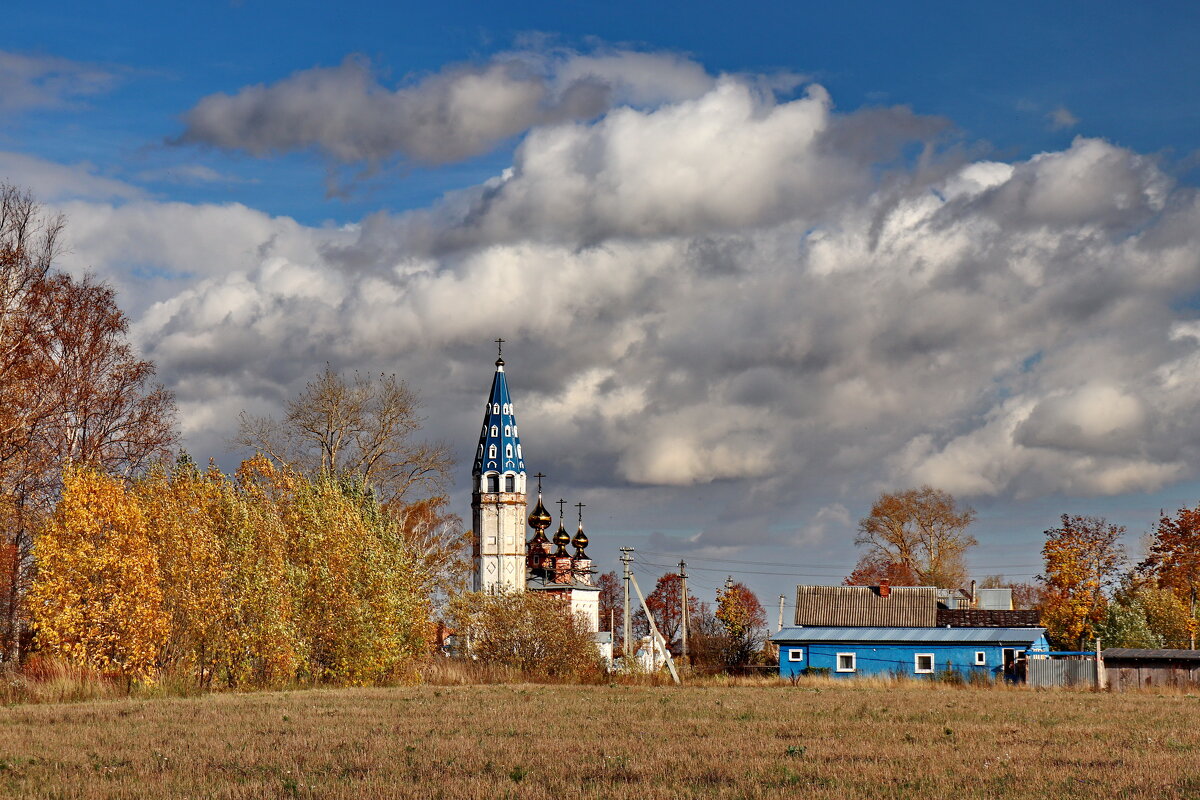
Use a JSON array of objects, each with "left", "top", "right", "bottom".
[{"left": 470, "top": 349, "right": 611, "bottom": 659}]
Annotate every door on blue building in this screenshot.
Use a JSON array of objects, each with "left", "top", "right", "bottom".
[{"left": 1002, "top": 648, "right": 1017, "bottom": 680}]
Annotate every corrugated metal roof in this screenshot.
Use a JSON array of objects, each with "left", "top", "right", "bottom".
[
  {"left": 1102, "top": 648, "right": 1200, "bottom": 662},
  {"left": 794, "top": 585, "right": 937, "bottom": 627},
  {"left": 772, "top": 626, "right": 1047, "bottom": 644}
]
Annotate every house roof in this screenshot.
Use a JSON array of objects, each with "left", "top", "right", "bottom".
[
  {"left": 1102, "top": 648, "right": 1200, "bottom": 662},
  {"left": 794, "top": 585, "right": 938, "bottom": 627},
  {"left": 772, "top": 626, "right": 1047, "bottom": 645}
]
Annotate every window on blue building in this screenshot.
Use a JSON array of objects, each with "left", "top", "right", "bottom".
[
  {"left": 788, "top": 648, "right": 804, "bottom": 663},
  {"left": 505, "top": 475, "right": 514, "bottom": 492},
  {"left": 836, "top": 653, "right": 856, "bottom": 672},
  {"left": 915, "top": 653, "right": 934, "bottom": 674},
  {"left": 975, "top": 651, "right": 986, "bottom": 666}
]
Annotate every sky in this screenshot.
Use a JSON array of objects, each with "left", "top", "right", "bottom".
[{"left": 4, "top": 1, "right": 1200, "bottom": 612}]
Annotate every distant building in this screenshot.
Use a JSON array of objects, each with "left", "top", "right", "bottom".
[
  {"left": 772, "top": 581, "right": 1048, "bottom": 680},
  {"left": 470, "top": 351, "right": 609, "bottom": 663}
]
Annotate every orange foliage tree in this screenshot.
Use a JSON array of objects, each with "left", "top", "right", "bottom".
[
  {"left": 855, "top": 487, "right": 977, "bottom": 587},
  {"left": 1, "top": 185, "right": 176, "bottom": 661},
  {"left": 1140, "top": 503, "right": 1200, "bottom": 623},
  {"left": 1039, "top": 514, "right": 1125, "bottom": 649}
]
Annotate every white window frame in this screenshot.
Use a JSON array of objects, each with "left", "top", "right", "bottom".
[
  {"left": 505, "top": 444, "right": 513, "bottom": 458},
  {"left": 975, "top": 651, "right": 987, "bottom": 666},
  {"left": 836, "top": 652, "right": 856, "bottom": 673},
  {"left": 504, "top": 425, "right": 511, "bottom": 437},
  {"left": 787, "top": 648, "right": 804, "bottom": 663},
  {"left": 488, "top": 445, "right": 497, "bottom": 459},
  {"left": 493, "top": 403, "right": 500, "bottom": 414},
  {"left": 491, "top": 425, "right": 498, "bottom": 437},
  {"left": 914, "top": 653, "right": 935, "bottom": 674}
]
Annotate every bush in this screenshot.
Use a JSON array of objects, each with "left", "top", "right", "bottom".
[{"left": 446, "top": 591, "right": 603, "bottom": 681}]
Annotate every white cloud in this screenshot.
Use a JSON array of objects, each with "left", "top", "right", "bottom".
[
  {"left": 34, "top": 69, "right": 1200, "bottom": 526},
  {"left": 0, "top": 152, "right": 143, "bottom": 202}
]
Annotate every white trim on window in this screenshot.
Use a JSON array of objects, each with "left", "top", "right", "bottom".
[
  {"left": 787, "top": 648, "right": 804, "bottom": 663},
  {"left": 488, "top": 445, "right": 497, "bottom": 459},
  {"left": 914, "top": 653, "right": 935, "bottom": 674},
  {"left": 975, "top": 651, "right": 986, "bottom": 666},
  {"left": 836, "top": 652, "right": 856, "bottom": 673}
]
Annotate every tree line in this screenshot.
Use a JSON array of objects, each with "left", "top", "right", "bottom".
[
  {"left": 2, "top": 184, "right": 467, "bottom": 686},
  {"left": 844, "top": 486, "right": 1200, "bottom": 651}
]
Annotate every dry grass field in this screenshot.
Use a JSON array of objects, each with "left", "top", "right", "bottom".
[{"left": 2, "top": 679, "right": 1200, "bottom": 799}]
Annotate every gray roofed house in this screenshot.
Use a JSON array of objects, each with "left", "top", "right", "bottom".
[{"left": 793, "top": 584, "right": 937, "bottom": 628}]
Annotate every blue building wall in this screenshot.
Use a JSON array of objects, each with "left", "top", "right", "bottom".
[{"left": 779, "top": 642, "right": 1041, "bottom": 679}]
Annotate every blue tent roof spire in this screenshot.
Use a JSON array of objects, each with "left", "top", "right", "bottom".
[{"left": 473, "top": 348, "right": 526, "bottom": 478}]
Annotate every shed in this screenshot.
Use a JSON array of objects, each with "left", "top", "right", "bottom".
[
  {"left": 772, "top": 626, "right": 1049, "bottom": 680},
  {"left": 1101, "top": 648, "right": 1200, "bottom": 691}
]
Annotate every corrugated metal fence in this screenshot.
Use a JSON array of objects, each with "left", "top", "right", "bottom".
[{"left": 1027, "top": 658, "right": 1096, "bottom": 688}]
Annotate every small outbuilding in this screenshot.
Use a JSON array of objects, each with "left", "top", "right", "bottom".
[
  {"left": 1102, "top": 648, "right": 1200, "bottom": 691},
  {"left": 773, "top": 626, "right": 1049, "bottom": 680}
]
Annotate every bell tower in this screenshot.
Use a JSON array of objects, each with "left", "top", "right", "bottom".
[{"left": 471, "top": 342, "right": 528, "bottom": 592}]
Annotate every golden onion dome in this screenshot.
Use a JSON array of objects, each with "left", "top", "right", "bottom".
[
  {"left": 528, "top": 495, "right": 552, "bottom": 531},
  {"left": 572, "top": 526, "right": 589, "bottom": 551},
  {"left": 553, "top": 520, "right": 571, "bottom": 550}
]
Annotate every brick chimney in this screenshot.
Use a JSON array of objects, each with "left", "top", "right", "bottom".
[{"left": 879, "top": 578, "right": 891, "bottom": 598}]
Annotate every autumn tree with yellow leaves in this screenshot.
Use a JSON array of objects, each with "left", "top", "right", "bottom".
[
  {"left": 29, "top": 468, "right": 168, "bottom": 682},
  {"left": 1038, "top": 514, "right": 1126, "bottom": 650}
]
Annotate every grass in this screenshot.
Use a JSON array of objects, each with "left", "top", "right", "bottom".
[{"left": 2, "top": 679, "right": 1200, "bottom": 798}]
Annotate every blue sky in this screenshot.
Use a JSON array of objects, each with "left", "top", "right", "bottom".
[
  {"left": 4, "top": 1, "right": 1200, "bottom": 607},
  {"left": 9, "top": 1, "right": 1199, "bottom": 222}
]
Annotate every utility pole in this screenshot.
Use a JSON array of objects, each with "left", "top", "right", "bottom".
[
  {"left": 631, "top": 573, "right": 680, "bottom": 684},
  {"left": 679, "top": 560, "right": 689, "bottom": 665},
  {"left": 778, "top": 594, "right": 786, "bottom": 632},
  {"left": 620, "top": 547, "right": 634, "bottom": 659}
]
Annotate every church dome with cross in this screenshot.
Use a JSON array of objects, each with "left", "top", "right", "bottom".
[{"left": 469, "top": 341, "right": 607, "bottom": 660}]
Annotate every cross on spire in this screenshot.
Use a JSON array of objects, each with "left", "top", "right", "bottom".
[
  {"left": 533, "top": 472, "right": 545, "bottom": 493},
  {"left": 556, "top": 498, "right": 567, "bottom": 519},
  {"left": 575, "top": 501, "right": 586, "bottom": 524},
  {"left": 494, "top": 337, "right": 505, "bottom": 359}
]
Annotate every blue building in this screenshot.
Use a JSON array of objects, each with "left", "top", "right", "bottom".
[
  {"left": 771, "top": 583, "right": 1048, "bottom": 680},
  {"left": 773, "top": 626, "right": 1049, "bottom": 680}
]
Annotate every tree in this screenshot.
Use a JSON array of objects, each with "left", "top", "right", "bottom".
[
  {"left": 597, "top": 571, "right": 621, "bottom": 644},
  {"left": 447, "top": 590, "right": 602, "bottom": 680},
  {"left": 855, "top": 487, "right": 977, "bottom": 587},
  {"left": 29, "top": 468, "right": 168, "bottom": 682},
  {"left": 236, "top": 366, "right": 451, "bottom": 505},
  {"left": 1, "top": 187, "right": 176, "bottom": 661},
  {"left": 392, "top": 496, "right": 469, "bottom": 614},
  {"left": 715, "top": 581, "right": 766, "bottom": 668},
  {"left": 1140, "top": 504, "right": 1200, "bottom": 621},
  {"left": 634, "top": 572, "right": 701, "bottom": 651},
  {"left": 1038, "top": 514, "right": 1125, "bottom": 649},
  {"left": 1095, "top": 602, "right": 1161, "bottom": 649},
  {"left": 844, "top": 552, "right": 920, "bottom": 586}
]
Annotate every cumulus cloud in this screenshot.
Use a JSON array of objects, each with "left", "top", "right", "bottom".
[
  {"left": 175, "top": 49, "right": 719, "bottom": 166},
  {"left": 0, "top": 50, "right": 117, "bottom": 112},
  {"left": 33, "top": 65, "right": 1200, "bottom": 553}
]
